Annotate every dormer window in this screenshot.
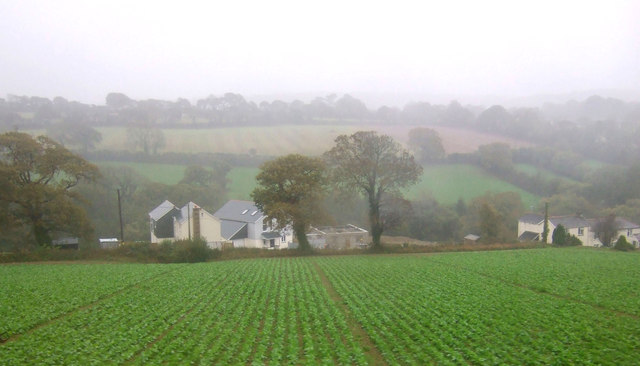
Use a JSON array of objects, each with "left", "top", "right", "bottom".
[{"left": 241, "top": 209, "right": 248, "bottom": 215}]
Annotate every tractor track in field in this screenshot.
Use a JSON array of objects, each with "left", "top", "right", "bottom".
[
  {"left": 312, "top": 261, "right": 388, "bottom": 366},
  {"left": 429, "top": 259, "right": 640, "bottom": 320},
  {"left": 123, "top": 266, "right": 239, "bottom": 364},
  {"left": 1, "top": 266, "right": 185, "bottom": 345}
]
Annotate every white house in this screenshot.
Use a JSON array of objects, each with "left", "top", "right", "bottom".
[
  {"left": 149, "top": 200, "right": 225, "bottom": 248},
  {"left": 518, "top": 213, "right": 640, "bottom": 247},
  {"left": 213, "top": 200, "right": 293, "bottom": 249},
  {"left": 589, "top": 217, "right": 640, "bottom": 247}
]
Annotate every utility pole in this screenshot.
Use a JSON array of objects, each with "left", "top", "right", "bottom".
[{"left": 117, "top": 189, "right": 124, "bottom": 243}]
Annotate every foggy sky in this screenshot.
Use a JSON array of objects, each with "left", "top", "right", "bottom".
[{"left": 1, "top": 0, "right": 638, "bottom": 105}]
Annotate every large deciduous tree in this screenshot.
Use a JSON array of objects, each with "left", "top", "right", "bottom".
[
  {"left": 46, "top": 121, "right": 102, "bottom": 153},
  {"left": 127, "top": 122, "right": 165, "bottom": 155},
  {"left": 251, "top": 154, "right": 327, "bottom": 251},
  {"left": 592, "top": 213, "right": 618, "bottom": 247},
  {"left": 324, "top": 131, "right": 422, "bottom": 249},
  {"left": 407, "top": 127, "right": 445, "bottom": 163},
  {"left": 0, "top": 132, "right": 100, "bottom": 246}
]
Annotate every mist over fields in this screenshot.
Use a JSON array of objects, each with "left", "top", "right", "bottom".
[{"left": 1, "top": 0, "right": 640, "bottom": 247}]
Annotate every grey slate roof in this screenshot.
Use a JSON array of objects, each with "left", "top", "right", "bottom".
[
  {"left": 615, "top": 218, "right": 640, "bottom": 230},
  {"left": 221, "top": 221, "right": 248, "bottom": 240},
  {"left": 518, "top": 231, "right": 540, "bottom": 242},
  {"left": 213, "top": 200, "right": 263, "bottom": 223},
  {"left": 549, "top": 216, "right": 590, "bottom": 229},
  {"left": 519, "top": 213, "right": 544, "bottom": 225},
  {"left": 149, "top": 200, "right": 177, "bottom": 221}
]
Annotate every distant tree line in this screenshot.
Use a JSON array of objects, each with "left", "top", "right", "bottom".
[{"left": 2, "top": 93, "right": 639, "bottom": 165}]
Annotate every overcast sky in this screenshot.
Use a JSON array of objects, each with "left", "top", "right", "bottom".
[{"left": 1, "top": 0, "right": 638, "bottom": 105}]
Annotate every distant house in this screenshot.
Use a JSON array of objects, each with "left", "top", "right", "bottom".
[
  {"left": 99, "top": 238, "right": 120, "bottom": 249},
  {"left": 306, "top": 225, "right": 368, "bottom": 249},
  {"left": 589, "top": 217, "right": 640, "bottom": 247},
  {"left": 213, "top": 200, "right": 293, "bottom": 249},
  {"left": 517, "top": 214, "right": 640, "bottom": 247},
  {"left": 464, "top": 234, "right": 480, "bottom": 245},
  {"left": 52, "top": 237, "right": 79, "bottom": 250},
  {"left": 149, "top": 200, "right": 224, "bottom": 248}
]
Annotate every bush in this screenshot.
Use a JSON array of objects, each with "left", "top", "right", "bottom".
[
  {"left": 169, "top": 239, "right": 217, "bottom": 263},
  {"left": 552, "top": 225, "right": 582, "bottom": 246},
  {"left": 613, "top": 235, "right": 635, "bottom": 251}
]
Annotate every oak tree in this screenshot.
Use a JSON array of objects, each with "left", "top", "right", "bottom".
[
  {"left": 324, "top": 131, "right": 422, "bottom": 249},
  {"left": 251, "top": 154, "right": 327, "bottom": 251},
  {"left": 0, "top": 132, "right": 100, "bottom": 246}
]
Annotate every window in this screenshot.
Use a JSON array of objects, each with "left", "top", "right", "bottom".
[
  {"left": 251, "top": 210, "right": 258, "bottom": 216},
  {"left": 281, "top": 234, "right": 286, "bottom": 242},
  {"left": 628, "top": 229, "right": 633, "bottom": 237},
  {"left": 578, "top": 227, "right": 584, "bottom": 236},
  {"left": 241, "top": 209, "right": 248, "bottom": 215},
  {"left": 263, "top": 221, "right": 268, "bottom": 231}
]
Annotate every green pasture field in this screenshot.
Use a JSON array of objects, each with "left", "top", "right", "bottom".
[
  {"left": 406, "top": 164, "right": 539, "bottom": 207},
  {"left": 227, "top": 166, "right": 260, "bottom": 200},
  {"left": 96, "top": 161, "right": 537, "bottom": 206},
  {"left": 514, "top": 163, "right": 577, "bottom": 182},
  {"left": 1, "top": 248, "right": 638, "bottom": 364},
  {"left": 95, "top": 161, "right": 259, "bottom": 198},
  {"left": 97, "top": 161, "right": 186, "bottom": 185}
]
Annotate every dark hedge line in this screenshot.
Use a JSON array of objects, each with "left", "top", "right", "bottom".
[{"left": 81, "top": 150, "right": 272, "bottom": 167}]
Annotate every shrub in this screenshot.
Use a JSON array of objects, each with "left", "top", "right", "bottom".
[
  {"left": 552, "top": 224, "right": 582, "bottom": 246},
  {"left": 613, "top": 235, "right": 634, "bottom": 251},
  {"left": 169, "top": 238, "right": 217, "bottom": 263}
]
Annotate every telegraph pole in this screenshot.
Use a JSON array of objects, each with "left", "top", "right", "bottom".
[{"left": 117, "top": 189, "right": 124, "bottom": 243}]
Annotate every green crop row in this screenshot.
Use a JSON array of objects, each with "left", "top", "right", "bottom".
[
  {"left": 0, "top": 263, "right": 175, "bottom": 339},
  {"left": 316, "top": 253, "right": 640, "bottom": 365},
  {"left": 431, "top": 248, "right": 640, "bottom": 316},
  {"left": 0, "top": 259, "right": 365, "bottom": 365},
  {"left": 1, "top": 250, "right": 639, "bottom": 364}
]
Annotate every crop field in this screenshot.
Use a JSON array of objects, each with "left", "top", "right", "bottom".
[
  {"left": 1, "top": 248, "right": 639, "bottom": 365},
  {"left": 94, "top": 124, "right": 530, "bottom": 156}
]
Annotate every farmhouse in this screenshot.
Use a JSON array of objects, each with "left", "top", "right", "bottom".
[
  {"left": 213, "top": 200, "right": 293, "bottom": 249},
  {"left": 517, "top": 214, "right": 640, "bottom": 247},
  {"left": 306, "top": 225, "right": 368, "bottom": 249},
  {"left": 149, "top": 200, "right": 225, "bottom": 248}
]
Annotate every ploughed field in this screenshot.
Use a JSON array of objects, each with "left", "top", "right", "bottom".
[{"left": 1, "top": 248, "right": 639, "bottom": 364}]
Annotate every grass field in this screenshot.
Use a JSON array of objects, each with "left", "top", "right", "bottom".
[
  {"left": 97, "top": 161, "right": 187, "bottom": 185},
  {"left": 96, "top": 161, "right": 538, "bottom": 207},
  {"left": 1, "top": 248, "right": 638, "bottom": 364},
  {"left": 514, "top": 163, "right": 577, "bottom": 182},
  {"left": 92, "top": 124, "right": 531, "bottom": 156},
  {"left": 227, "top": 166, "right": 260, "bottom": 200},
  {"left": 96, "top": 161, "right": 258, "bottom": 198},
  {"left": 406, "top": 164, "right": 539, "bottom": 207}
]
